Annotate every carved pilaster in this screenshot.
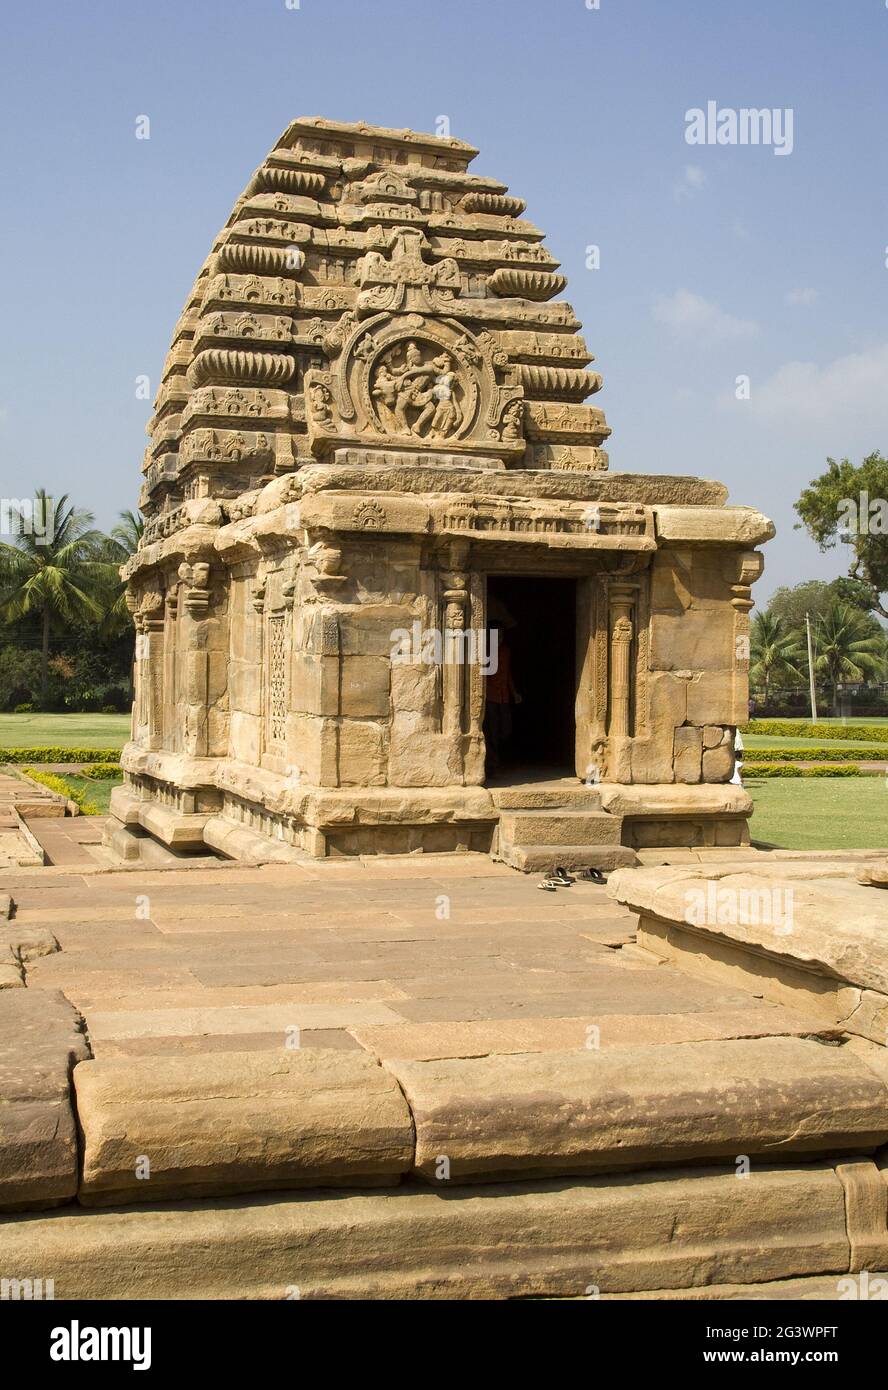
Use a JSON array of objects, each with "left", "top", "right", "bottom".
[
  {"left": 441, "top": 540, "right": 470, "bottom": 740},
  {"left": 724, "top": 550, "right": 765, "bottom": 726},
  {"left": 608, "top": 582, "right": 637, "bottom": 784},
  {"left": 137, "top": 589, "right": 165, "bottom": 750},
  {"left": 163, "top": 584, "right": 178, "bottom": 745},
  {"left": 177, "top": 560, "right": 213, "bottom": 756}
]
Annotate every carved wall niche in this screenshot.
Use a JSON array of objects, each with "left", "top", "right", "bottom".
[{"left": 304, "top": 311, "right": 525, "bottom": 463}]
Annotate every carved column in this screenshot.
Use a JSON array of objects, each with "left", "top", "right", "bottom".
[
  {"left": 178, "top": 560, "right": 212, "bottom": 757},
  {"left": 163, "top": 584, "right": 178, "bottom": 746},
  {"left": 125, "top": 586, "right": 143, "bottom": 744},
  {"left": 609, "top": 585, "right": 635, "bottom": 737},
  {"left": 141, "top": 591, "right": 166, "bottom": 751},
  {"left": 608, "top": 582, "right": 636, "bottom": 783},
  {"left": 133, "top": 613, "right": 148, "bottom": 740},
  {"left": 441, "top": 540, "right": 470, "bottom": 740}
]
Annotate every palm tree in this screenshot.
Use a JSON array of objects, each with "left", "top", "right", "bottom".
[
  {"left": 813, "top": 601, "right": 887, "bottom": 714},
  {"left": 0, "top": 492, "right": 112, "bottom": 705},
  {"left": 110, "top": 510, "right": 144, "bottom": 555},
  {"left": 749, "top": 611, "right": 805, "bottom": 706},
  {"left": 97, "top": 509, "right": 145, "bottom": 635}
]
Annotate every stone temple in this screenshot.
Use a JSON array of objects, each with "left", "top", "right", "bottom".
[{"left": 109, "top": 117, "right": 773, "bottom": 869}]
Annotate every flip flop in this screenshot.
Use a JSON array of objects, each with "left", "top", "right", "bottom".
[{"left": 577, "top": 868, "right": 605, "bottom": 884}]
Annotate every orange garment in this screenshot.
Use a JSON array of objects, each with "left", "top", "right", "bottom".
[{"left": 485, "top": 643, "right": 512, "bottom": 703}]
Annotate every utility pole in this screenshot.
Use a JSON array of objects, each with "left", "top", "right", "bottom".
[{"left": 805, "top": 612, "right": 818, "bottom": 723}]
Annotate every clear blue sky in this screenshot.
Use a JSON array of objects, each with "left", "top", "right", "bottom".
[{"left": 2, "top": 0, "right": 886, "bottom": 600}]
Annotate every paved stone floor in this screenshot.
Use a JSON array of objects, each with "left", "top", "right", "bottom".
[
  {"left": 4, "top": 834, "right": 832, "bottom": 1065},
  {"left": 23, "top": 813, "right": 108, "bottom": 867}
]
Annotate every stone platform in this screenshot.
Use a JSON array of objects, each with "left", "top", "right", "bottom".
[
  {"left": 2, "top": 849, "right": 888, "bottom": 1298},
  {"left": 0, "top": 768, "right": 63, "bottom": 868}
]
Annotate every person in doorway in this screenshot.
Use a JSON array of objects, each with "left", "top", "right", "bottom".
[{"left": 483, "top": 621, "right": 521, "bottom": 776}]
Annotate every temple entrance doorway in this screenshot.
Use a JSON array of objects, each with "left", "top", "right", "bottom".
[{"left": 483, "top": 575, "right": 578, "bottom": 781}]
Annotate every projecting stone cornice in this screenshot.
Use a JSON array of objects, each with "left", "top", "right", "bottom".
[{"left": 653, "top": 505, "right": 775, "bottom": 547}]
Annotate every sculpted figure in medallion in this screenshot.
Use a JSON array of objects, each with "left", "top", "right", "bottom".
[
  {"left": 369, "top": 340, "right": 464, "bottom": 440},
  {"left": 415, "top": 354, "right": 462, "bottom": 439}
]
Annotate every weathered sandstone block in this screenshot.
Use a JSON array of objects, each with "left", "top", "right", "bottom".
[
  {"left": 673, "top": 726, "right": 703, "bottom": 783},
  {"left": 387, "top": 1038, "right": 888, "bottom": 1183},
  {"left": 0, "top": 1164, "right": 851, "bottom": 1299},
  {"left": 75, "top": 1048, "right": 414, "bottom": 1205},
  {"left": 0, "top": 989, "right": 89, "bottom": 1211},
  {"left": 609, "top": 868, "right": 888, "bottom": 997}
]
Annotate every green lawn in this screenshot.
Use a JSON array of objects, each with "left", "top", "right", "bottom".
[
  {"left": 0, "top": 713, "right": 130, "bottom": 749},
  {"left": 62, "top": 774, "right": 119, "bottom": 815},
  {"left": 809, "top": 716, "right": 888, "bottom": 725},
  {"left": 743, "top": 734, "right": 887, "bottom": 752},
  {"left": 748, "top": 776, "right": 888, "bottom": 850},
  {"left": 751, "top": 717, "right": 888, "bottom": 726}
]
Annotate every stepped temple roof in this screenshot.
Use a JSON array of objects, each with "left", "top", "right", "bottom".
[{"left": 139, "top": 116, "right": 613, "bottom": 543}]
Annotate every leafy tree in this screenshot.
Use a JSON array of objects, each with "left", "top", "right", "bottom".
[
  {"left": 795, "top": 453, "right": 888, "bottom": 619},
  {"left": 0, "top": 492, "right": 116, "bottom": 705},
  {"left": 812, "top": 601, "right": 887, "bottom": 714},
  {"left": 830, "top": 575, "right": 878, "bottom": 612},
  {"left": 768, "top": 580, "right": 835, "bottom": 631},
  {"left": 749, "top": 612, "right": 805, "bottom": 703},
  {"left": 0, "top": 646, "right": 44, "bottom": 710}
]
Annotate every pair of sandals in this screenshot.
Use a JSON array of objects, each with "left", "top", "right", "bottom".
[{"left": 537, "top": 865, "right": 606, "bottom": 891}]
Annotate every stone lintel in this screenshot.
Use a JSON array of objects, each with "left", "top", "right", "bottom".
[{"left": 307, "top": 462, "right": 731, "bottom": 507}]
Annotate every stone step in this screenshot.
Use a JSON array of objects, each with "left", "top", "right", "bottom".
[
  {"left": 0, "top": 828, "right": 44, "bottom": 869},
  {"left": 28, "top": 1022, "right": 888, "bottom": 1216},
  {"left": 103, "top": 822, "right": 189, "bottom": 866},
  {"left": 606, "top": 1271, "right": 888, "bottom": 1301},
  {"left": 498, "top": 808, "right": 624, "bottom": 847},
  {"left": 203, "top": 814, "right": 306, "bottom": 864},
  {"left": 0, "top": 1160, "right": 874, "bottom": 1299},
  {"left": 608, "top": 863, "right": 888, "bottom": 1045},
  {"left": 490, "top": 785, "right": 603, "bottom": 811},
  {"left": 386, "top": 1037, "right": 888, "bottom": 1184},
  {"left": 0, "top": 990, "right": 89, "bottom": 1212},
  {"left": 498, "top": 843, "right": 638, "bottom": 873},
  {"left": 74, "top": 1049, "right": 414, "bottom": 1205}
]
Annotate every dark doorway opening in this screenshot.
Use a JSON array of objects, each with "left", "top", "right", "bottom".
[{"left": 484, "top": 575, "right": 577, "bottom": 778}]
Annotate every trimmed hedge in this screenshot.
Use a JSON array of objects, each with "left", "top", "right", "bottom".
[
  {"left": 743, "top": 763, "right": 863, "bottom": 778},
  {"left": 743, "top": 720, "right": 888, "bottom": 744},
  {"left": 0, "top": 746, "right": 122, "bottom": 764},
  {"left": 78, "top": 763, "right": 123, "bottom": 780},
  {"left": 21, "top": 767, "right": 102, "bottom": 814},
  {"left": 743, "top": 747, "right": 887, "bottom": 764}
]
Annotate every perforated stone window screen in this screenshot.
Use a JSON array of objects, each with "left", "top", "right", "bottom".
[{"left": 267, "top": 613, "right": 287, "bottom": 747}]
